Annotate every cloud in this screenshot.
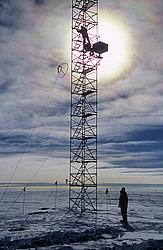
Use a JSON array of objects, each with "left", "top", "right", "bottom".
[
  {"left": 0, "top": 129, "right": 69, "bottom": 155},
  {"left": 0, "top": 0, "right": 23, "bottom": 29},
  {"left": 98, "top": 125, "right": 163, "bottom": 172},
  {"left": 0, "top": 81, "right": 11, "bottom": 94},
  {"left": 0, "top": 0, "right": 162, "bottom": 183},
  {"left": 34, "top": 0, "right": 45, "bottom": 5}
]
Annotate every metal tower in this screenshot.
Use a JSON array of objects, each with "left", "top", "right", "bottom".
[{"left": 69, "top": 0, "right": 108, "bottom": 214}]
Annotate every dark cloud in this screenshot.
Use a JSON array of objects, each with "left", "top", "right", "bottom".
[
  {"left": 0, "top": 132, "right": 68, "bottom": 155},
  {"left": 111, "top": 155, "right": 162, "bottom": 169},
  {"left": 128, "top": 126, "right": 163, "bottom": 142},
  {"left": 98, "top": 126, "right": 163, "bottom": 172},
  {"left": 0, "top": 0, "right": 23, "bottom": 29},
  {"left": 0, "top": 81, "right": 11, "bottom": 94},
  {"left": 34, "top": 0, "right": 46, "bottom": 5},
  {"left": 122, "top": 169, "right": 163, "bottom": 174}
]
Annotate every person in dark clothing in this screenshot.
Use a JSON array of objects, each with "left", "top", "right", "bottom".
[{"left": 118, "top": 187, "right": 128, "bottom": 224}]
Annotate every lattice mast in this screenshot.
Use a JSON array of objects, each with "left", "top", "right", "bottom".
[{"left": 69, "top": 0, "right": 108, "bottom": 214}]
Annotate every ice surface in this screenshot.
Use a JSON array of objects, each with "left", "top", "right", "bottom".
[{"left": 0, "top": 184, "right": 163, "bottom": 249}]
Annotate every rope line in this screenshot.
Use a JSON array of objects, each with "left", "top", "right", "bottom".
[
  {"left": 0, "top": 31, "right": 70, "bottom": 203},
  {"left": 1, "top": 28, "right": 70, "bottom": 107},
  {"left": 0, "top": 126, "right": 69, "bottom": 220},
  {"left": 0, "top": 75, "right": 59, "bottom": 204},
  {"left": 0, "top": 46, "right": 70, "bottom": 217}
]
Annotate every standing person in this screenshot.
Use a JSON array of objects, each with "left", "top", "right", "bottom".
[{"left": 118, "top": 187, "right": 128, "bottom": 224}]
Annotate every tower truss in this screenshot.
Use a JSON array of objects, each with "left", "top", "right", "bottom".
[{"left": 69, "top": 0, "right": 108, "bottom": 214}]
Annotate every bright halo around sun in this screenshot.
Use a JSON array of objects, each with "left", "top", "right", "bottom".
[{"left": 99, "top": 12, "right": 134, "bottom": 83}]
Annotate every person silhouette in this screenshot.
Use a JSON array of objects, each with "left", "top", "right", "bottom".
[{"left": 118, "top": 187, "right": 128, "bottom": 224}]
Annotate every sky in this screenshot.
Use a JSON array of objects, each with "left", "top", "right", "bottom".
[{"left": 0, "top": 0, "right": 163, "bottom": 184}]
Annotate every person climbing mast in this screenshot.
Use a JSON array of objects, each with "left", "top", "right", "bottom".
[
  {"left": 77, "top": 26, "right": 91, "bottom": 52},
  {"left": 118, "top": 187, "right": 128, "bottom": 225}
]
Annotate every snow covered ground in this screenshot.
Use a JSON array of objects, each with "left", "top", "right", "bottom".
[{"left": 0, "top": 184, "right": 163, "bottom": 249}]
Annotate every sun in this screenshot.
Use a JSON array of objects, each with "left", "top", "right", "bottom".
[{"left": 99, "top": 13, "right": 134, "bottom": 83}]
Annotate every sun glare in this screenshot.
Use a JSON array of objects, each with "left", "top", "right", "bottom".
[{"left": 99, "top": 13, "right": 133, "bottom": 83}]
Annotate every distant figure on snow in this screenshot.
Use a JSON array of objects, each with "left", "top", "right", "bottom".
[{"left": 118, "top": 187, "right": 128, "bottom": 224}]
